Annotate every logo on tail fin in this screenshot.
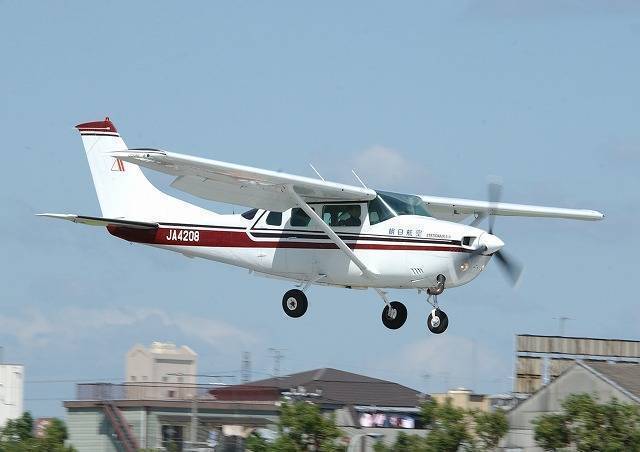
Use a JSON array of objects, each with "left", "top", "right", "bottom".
[{"left": 111, "top": 158, "right": 125, "bottom": 172}]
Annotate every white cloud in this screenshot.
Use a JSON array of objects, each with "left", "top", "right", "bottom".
[
  {"left": 0, "top": 306, "right": 256, "bottom": 349},
  {"left": 350, "top": 146, "right": 430, "bottom": 191}
]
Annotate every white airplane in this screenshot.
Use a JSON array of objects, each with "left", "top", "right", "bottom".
[{"left": 40, "top": 118, "right": 604, "bottom": 334}]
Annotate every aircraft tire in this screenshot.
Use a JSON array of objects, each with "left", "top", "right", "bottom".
[
  {"left": 427, "top": 309, "right": 448, "bottom": 334},
  {"left": 282, "top": 289, "right": 308, "bottom": 318},
  {"left": 381, "top": 301, "right": 407, "bottom": 329}
]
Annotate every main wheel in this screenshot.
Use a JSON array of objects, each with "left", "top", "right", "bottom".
[
  {"left": 381, "top": 301, "right": 408, "bottom": 329},
  {"left": 282, "top": 289, "right": 308, "bottom": 318},
  {"left": 427, "top": 309, "right": 448, "bottom": 334}
]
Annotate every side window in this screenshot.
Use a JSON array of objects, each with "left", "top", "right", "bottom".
[
  {"left": 322, "top": 205, "right": 362, "bottom": 227},
  {"left": 290, "top": 208, "right": 312, "bottom": 227},
  {"left": 241, "top": 208, "right": 258, "bottom": 220},
  {"left": 266, "top": 211, "right": 282, "bottom": 226},
  {"left": 368, "top": 196, "right": 395, "bottom": 225}
]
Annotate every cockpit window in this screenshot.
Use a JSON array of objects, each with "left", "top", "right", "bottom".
[
  {"left": 241, "top": 208, "right": 258, "bottom": 220},
  {"left": 368, "top": 196, "right": 395, "bottom": 225},
  {"left": 368, "top": 191, "right": 431, "bottom": 225}
]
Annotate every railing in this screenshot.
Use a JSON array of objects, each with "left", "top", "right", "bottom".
[
  {"left": 102, "top": 401, "right": 139, "bottom": 452},
  {"left": 76, "top": 382, "right": 217, "bottom": 401}
]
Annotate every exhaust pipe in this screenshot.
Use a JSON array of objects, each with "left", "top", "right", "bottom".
[{"left": 427, "top": 274, "right": 446, "bottom": 296}]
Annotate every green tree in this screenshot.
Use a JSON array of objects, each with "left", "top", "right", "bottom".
[
  {"left": 373, "top": 431, "right": 424, "bottom": 452},
  {"left": 533, "top": 413, "right": 570, "bottom": 452},
  {"left": 275, "top": 401, "right": 343, "bottom": 451},
  {"left": 533, "top": 394, "right": 640, "bottom": 452},
  {"left": 472, "top": 410, "right": 508, "bottom": 451},
  {"left": 1, "top": 412, "right": 33, "bottom": 442},
  {"left": 245, "top": 431, "right": 270, "bottom": 452},
  {"left": 422, "top": 399, "right": 470, "bottom": 452}
]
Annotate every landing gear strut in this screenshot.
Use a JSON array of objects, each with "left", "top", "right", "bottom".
[
  {"left": 282, "top": 289, "right": 308, "bottom": 318},
  {"left": 424, "top": 274, "right": 449, "bottom": 334}
]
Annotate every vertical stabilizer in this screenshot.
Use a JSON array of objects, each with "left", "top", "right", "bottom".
[{"left": 76, "top": 118, "right": 216, "bottom": 222}]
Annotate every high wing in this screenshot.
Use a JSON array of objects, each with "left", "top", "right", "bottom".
[
  {"left": 112, "top": 148, "right": 376, "bottom": 211},
  {"left": 420, "top": 195, "right": 604, "bottom": 223}
]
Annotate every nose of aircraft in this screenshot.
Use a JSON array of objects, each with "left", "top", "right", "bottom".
[{"left": 479, "top": 232, "right": 505, "bottom": 255}]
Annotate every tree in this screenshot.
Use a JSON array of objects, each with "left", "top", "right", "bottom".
[
  {"left": 533, "top": 394, "right": 640, "bottom": 452},
  {"left": 373, "top": 431, "right": 424, "bottom": 452},
  {"left": 472, "top": 410, "right": 508, "bottom": 451},
  {"left": 1, "top": 412, "right": 33, "bottom": 442},
  {"left": 533, "top": 413, "right": 570, "bottom": 452},
  {"left": 0, "top": 414, "right": 76, "bottom": 452},
  {"left": 276, "top": 401, "right": 343, "bottom": 451},
  {"left": 245, "top": 431, "right": 270, "bottom": 452},
  {"left": 422, "top": 399, "right": 470, "bottom": 452}
]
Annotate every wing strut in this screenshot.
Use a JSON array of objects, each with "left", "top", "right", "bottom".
[{"left": 285, "top": 185, "right": 376, "bottom": 279}]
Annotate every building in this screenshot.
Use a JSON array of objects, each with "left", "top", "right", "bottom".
[
  {"left": 514, "top": 334, "right": 640, "bottom": 396},
  {"left": 0, "top": 364, "right": 24, "bottom": 427},
  {"left": 504, "top": 360, "right": 640, "bottom": 451},
  {"left": 64, "top": 367, "right": 428, "bottom": 452},
  {"left": 431, "top": 388, "right": 491, "bottom": 412},
  {"left": 125, "top": 342, "right": 197, "bottom": 399}
]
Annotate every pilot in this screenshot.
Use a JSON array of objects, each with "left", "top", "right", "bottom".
[{"left": 338, "top": 205, "right": 361, "bottom": 226}]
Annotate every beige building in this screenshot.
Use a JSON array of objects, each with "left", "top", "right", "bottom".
[
  {"left": 431, "top": 388, "right": 491, "bottom": 412},
  {"left": 125, "top": 342, "right": 197, "bottom": 399}
]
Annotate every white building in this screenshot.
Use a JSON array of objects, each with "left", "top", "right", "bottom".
[
  {"left": 125, "top": 342, "right": 197, "bottom": 399},
  {"left": 0, "top": 364, "right": 24, "bottom": 427}
]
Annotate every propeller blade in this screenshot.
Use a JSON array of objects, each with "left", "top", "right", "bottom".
[
  {"left": 487, "top": 181, "right": 502, "bottom": 234},
  {"left": 493, "top": 249, "right": 524, "bottom": 287}
]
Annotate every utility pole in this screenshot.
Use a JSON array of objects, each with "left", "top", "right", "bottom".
[
  {"left": 269, "top": 348, "right": 285, "bottom": 377},
  {"left": 241, "top": 351, "right": 252, "bottom": 384},
  {"left": 554, "top": 316, "right": 572, "bottom": 336},
  {"left": 190, "top": 395, "right": 198, "bottom": 449}
]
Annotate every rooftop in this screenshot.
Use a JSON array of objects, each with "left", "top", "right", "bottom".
[
  {"left": 582, "top": 361, "right": 640, "bottom": 402},
  {"left": 214, "top": 367, "right": 424, "bottom": 407}
]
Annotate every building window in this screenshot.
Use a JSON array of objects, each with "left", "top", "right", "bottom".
[
  {"left": 130, "top": 376, "right": 136, "bottom": 382},
  {"left": 162, "top": 376, "right": 168, "bottom": 382},
  {"left": 161, "top": 425, "right": 183, "bottom": 451},
  {"left": 168, "top": 390, "right": 176, "bottom": 398}
]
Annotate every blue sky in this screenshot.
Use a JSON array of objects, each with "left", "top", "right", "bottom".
[{"left": 1, "top": 1, "right": 639, "bottom": 417}]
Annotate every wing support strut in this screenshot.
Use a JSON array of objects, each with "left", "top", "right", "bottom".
[{"left": 285, "top": 185, "right": 376, "bottom": 279}]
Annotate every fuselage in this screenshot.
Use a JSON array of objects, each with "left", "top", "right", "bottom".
[{"left": 107, "top": 199, "right": 494, "bottom": 290}]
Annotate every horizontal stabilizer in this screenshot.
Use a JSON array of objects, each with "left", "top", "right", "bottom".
[{"left": 37, "top": 214, "right": 158, "bottom": 229}]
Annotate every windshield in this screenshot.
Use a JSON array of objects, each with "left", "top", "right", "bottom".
[{"left": 368, "top": 191, "right": 431, "bottom": 225}]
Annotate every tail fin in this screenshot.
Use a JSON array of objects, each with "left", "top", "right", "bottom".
[{"left": 76, "top": 118, "right": 216, "bottom": 222}]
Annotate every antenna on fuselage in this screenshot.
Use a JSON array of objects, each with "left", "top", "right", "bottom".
[
  {"left": 351, "top": 169, "right": 368, "bottom": 189},
  {"left": 309, "top": 163, "right": 325, "bottom": 181}
]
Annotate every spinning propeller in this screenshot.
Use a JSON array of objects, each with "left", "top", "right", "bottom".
[{"left": 482, "top": 180, "right": 524, "bottom": 286}]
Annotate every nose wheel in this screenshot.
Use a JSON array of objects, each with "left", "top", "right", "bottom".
[
  {"left": 381, "top": 301, "right": 408, "bottom": 330},
  {"left": 427, "top": 308, "right": 448, "bottom": 334},
  {"left": 282, "top": 289, "right": 308, "bottom": 318}
]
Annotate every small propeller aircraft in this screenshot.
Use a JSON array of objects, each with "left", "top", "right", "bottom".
[{"left": 40, "top": 118, "right": 604, "bottom": 333}]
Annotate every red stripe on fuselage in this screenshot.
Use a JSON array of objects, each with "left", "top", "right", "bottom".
[{"left": 107, "top": 226, "right": 468, "bottom": 253}]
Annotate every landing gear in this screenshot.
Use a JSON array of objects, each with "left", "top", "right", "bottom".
[
  {"left": 282, "top": 289, "right": 308, "bottom": 318},
  {"left": 374, "top": 288, "right": 408, "bottom": 330},
  {"left": 427, "top": 309, "right": 449, "bottom": 334},
  {"left": 381, "top": 301, "right": 408, "bottom": 330},
  {"left": 424, "top": 274, "right": 449, "bottom": 334}
]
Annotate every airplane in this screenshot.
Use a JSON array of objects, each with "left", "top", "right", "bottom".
[{"left": 40, "top": 118, "right": 604, "bottom": 334}]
